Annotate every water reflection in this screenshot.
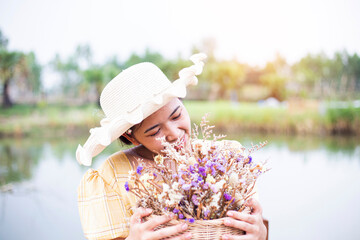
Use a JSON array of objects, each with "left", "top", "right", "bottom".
[{"left": 0, "top": 134, "right": 359, "bottom": 240}]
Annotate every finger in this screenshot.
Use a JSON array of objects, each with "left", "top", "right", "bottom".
[
  {"left": 142, "top": 213, "right": 174, "bottom": 230},
  {"left": 168, "top": 232, "right": 192, "bottom": 240},
  {"left": 246, "top": 198, "right": 263, "bottom": 215},
  {"left": 226, "top": 211, "right": 256, "bottom": 224},
  {"left": 130, "top": 207, "right": 152, "bottom": 224},
  {"left": 222, "top": 233, "right": 250, "bottom": 240},
  {"left": 223, "top": 217, "right": 255, "bottom": 233},
  {"left": 149, "top": 223, "right": 191, "bottom": 240}
]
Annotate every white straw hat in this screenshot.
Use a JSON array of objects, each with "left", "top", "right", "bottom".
[{"left": 76, "top": 53, "right": 207, "bottom": 166}]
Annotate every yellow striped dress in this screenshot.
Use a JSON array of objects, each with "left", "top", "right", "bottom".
[{"left": 78, "top": 151, "right": 135, "bottom": 239}]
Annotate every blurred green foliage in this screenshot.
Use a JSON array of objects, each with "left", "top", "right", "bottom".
[
  {"left": 1, "top": 29, "right": 360, "bottom": 108},
  {"left": 0, "top": 30, "right": 42, "bottom": 108},
  {"left": 1, "top": 101, "right": 359, "bottom": 137},
  {"left": 325, "top": 105, "right": 360, "bottom": 134},
  {"left": 1, "top": 30, "right": 360, "bottom": 135}
]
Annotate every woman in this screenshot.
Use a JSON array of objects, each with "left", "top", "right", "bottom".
[{"left": 76, "top": 54, "right": 267, "bottom": 240}]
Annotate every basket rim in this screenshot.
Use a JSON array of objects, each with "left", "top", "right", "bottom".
[{"left": 148, "top": 215, "right": 227, "bottom": 226}]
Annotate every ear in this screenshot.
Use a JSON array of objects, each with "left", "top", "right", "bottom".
[{"left": 122, "top": 133, "right": 140, "bottom": 146}]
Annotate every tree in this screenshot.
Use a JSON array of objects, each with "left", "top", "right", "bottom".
[
  {"left": 292, "top": 52, "right": 332, "bottom": 98},
  {"left": 203, "top": 60, "right": 246, "bottom": 100},
  {"left": 259, "top": 54, "right": 290, "bottom": 101},
  {"left": 0, "top": 30, "right": 42, "bottom": 108},
  {"left": 259, "top": 73, "right": 287, "bottom": 101},
  {"left": 50, "top": 53, "right": 80, "bottom": 97},
  {"left": 82, "top": 66, "right": 104, "bottom": 106},
  {"left": 0, "top": 50, "right": 23, "bottom": 108}
]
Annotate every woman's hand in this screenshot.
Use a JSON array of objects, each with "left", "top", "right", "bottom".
[
  {"left": 126, "top": 207, "right": 192, "bottom": 240},
  {"left": 222, "top": 198, "right": 267, "bottom": 240}
]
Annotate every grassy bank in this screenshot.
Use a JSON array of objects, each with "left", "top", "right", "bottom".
[
  {"left": 0, "top": 104, "right": 103, "bottom": 138},
  {"left": 184, "top": 101, "right": 360, "bottom": 135},
  {"left": 0, "top": 101, "right": 359, "bottom": 138}
]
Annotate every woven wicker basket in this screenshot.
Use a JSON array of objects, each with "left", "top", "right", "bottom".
[{"left": 154, "top": 217, "right": 245, "bottom": 240}]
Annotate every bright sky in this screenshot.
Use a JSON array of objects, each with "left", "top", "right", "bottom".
[{"left": 1, "top": 0, "right": 360, "bottom": 67}]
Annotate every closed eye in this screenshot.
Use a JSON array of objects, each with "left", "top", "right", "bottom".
[
  {"left": 172, "top": 112, "right": 181, "bottom": 120},
  {"left": 149, "top": 128, "right": 160, "bottom": 137}
]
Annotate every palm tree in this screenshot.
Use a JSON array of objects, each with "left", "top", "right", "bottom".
[{"left": 0, "top": 49, "right": 23, "bottom": 108}]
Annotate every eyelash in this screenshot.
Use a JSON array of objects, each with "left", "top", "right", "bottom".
[
  {"left": 150, "top": 129, "right": 160, "bottom": 137},
  {"left": 149, "top": 112, "right": 182, "bottom": 137},
  {"left": 172, "top": 112, "right": 181, "bottom": 120}
]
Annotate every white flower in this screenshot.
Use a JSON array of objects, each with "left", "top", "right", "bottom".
[
  {"left": 206, "top": 174, "right": 215, "bottom": 184},
  {"left": 201, "top": 144, "right": 208, "bottom": 155},
  {"left": 139, "top": 173, "right": 154, "bottom": 188},
  {"left": 172, "top": 182, "right": 179, "bottom": 190},
  {"left": 229, "top": 172, "right": 239, "bottom": 187},
  {"left": 209, "top": 192, "right": 221, "bottom": 209},
  {"left": 188, "top": 156, "right": 196, "bottom": 165},
  {"left": 168, "top": 191, "right": 183, "bottom": 204},
  {"left": 235, "top": 193, "right": 245, "bottom": 206},
  {"left": 162, "top": 183, "right": 170, "bottom": 192},
  {"left": 178, "top": 164, "right": 187, "bottom": 171},
  {"left": 211, "top": 179, "right": 226, "bottom": 193},
  {"left": 154, "top": 155, "right": 164, "bottom": 165}
]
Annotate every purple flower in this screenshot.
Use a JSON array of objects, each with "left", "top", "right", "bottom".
[
  {"left": 199, "top": 166, "right": 206, "bottom": 177},
  {"left": 179, "top": 178, "right": 186, "bottom": 185},
  {"left": 202, "top": 183, "right": 209, "bottom": 189},
  {"left": 192, "top": 195, "right": 199, "bottom": 205},
  {"left": 124, "top": 182, "right": 129, "bottom": 192},
  {"left": 182, "top": 184, "right": 191, "bottom": 191},
  {"left": 198, "top": 176, "right": 203, "bottom": 182},
  {"left": 204, "top": 210, "right": 210, "bottom": 217},
  {"left": 173, "top": 208, "right": 179, "bottom": 214},
  {"left": 188, "top": 218, "right": 195, "bottom": 223},
  {"left": 205, "top": 161, "right": 212, "bottom": 168},
  {"left": 218, "top": 165, "right": 225, "bottom": 173},
  {"left": 191, "top": 181, "right": 199, "bottom": 188},
  {"left": 211, "top": 166, "right": 216, "bottom": 176},
  {"left": 153, "top": 173, "right": 157, "bottom": 177},
  {"left": 179, "top": 213, "right": 184, "bottom": 219},
  {"left": 189, "top": 165, "right": 195, "bottom": 173},
  {"left": 248, "top": 156, "right": 252, "bottom": 164},
  {"left": 136, "top": 165, "right": 143, "bottom": 175},
  {"left": 224, "top": 192, "right": 232, "bottom": 201}
]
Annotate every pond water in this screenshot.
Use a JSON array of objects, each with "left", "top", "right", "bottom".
[{"left": 0, "top": 134, "right": 359, "bottom": 240}]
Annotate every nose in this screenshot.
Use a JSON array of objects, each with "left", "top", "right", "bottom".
[{"left": 164, "top": 124, "right": 181, "bottom": 143}]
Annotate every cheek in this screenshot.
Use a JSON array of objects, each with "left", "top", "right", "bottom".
[
  {"left": 183, "top": 114, "right": 191, "bottom": 132},
  {"left": 144, "top": 138, "right": 165, "bottom": 153}
]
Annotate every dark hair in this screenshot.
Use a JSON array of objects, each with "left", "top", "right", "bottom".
[
  {"left": 119, "top": 135, "right": 133, "bottom": 145},
  {"left": 118, "top": 126, "right": 136, "bottom": 145}
]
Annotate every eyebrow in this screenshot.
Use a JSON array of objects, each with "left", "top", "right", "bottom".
[{"left": 144, "top": 105, "right": 181, "bottom": 134}]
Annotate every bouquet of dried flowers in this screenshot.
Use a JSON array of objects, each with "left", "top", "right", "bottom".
[{"left": 125, "top": 115, "right": 268, "bottom": 223}]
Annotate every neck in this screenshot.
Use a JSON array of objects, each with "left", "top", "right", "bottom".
[{"left": 133, "top": 145, "right": 156, "bottom": 161}]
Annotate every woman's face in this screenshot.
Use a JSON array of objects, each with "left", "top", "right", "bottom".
[{"left": 131, "top": 98, "right": 191, "bottom": 155}]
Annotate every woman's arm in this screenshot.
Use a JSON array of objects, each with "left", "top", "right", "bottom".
[{"left": 222, "top": 198, "right": 267, "bottom": 240}]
